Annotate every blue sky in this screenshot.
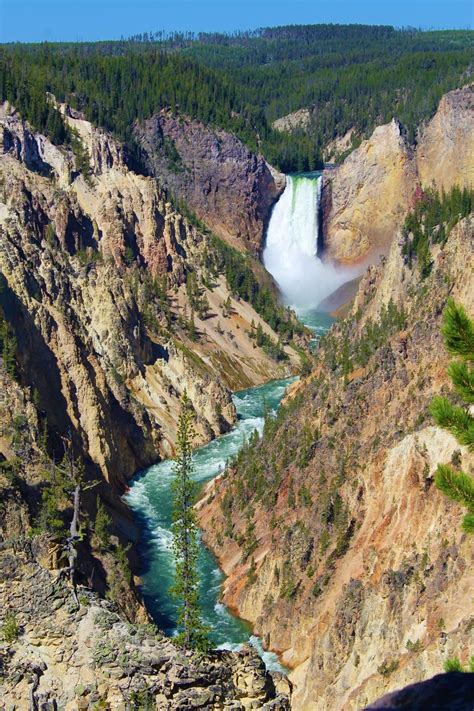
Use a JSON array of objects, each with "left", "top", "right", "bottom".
[{"left": 1, "top": 0, "right": 472, "bottom": 43}]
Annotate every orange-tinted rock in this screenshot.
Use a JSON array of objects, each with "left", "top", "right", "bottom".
[{"left": 321, "top": 87, "right": 474, "bottom": 267}]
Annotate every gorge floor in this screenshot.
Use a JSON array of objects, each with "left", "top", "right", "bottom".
[{"left": 125, "top": 314, "right": 332, "bottom": 669}]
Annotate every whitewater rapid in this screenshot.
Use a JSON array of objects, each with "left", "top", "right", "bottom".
[
  {"left": 263, "top": 173, "right": 353, "bottom": 309},
  {"left": 124, "top": 378, "right": 295, "bottom": 672}
]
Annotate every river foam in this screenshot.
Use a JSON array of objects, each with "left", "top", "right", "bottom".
[{"left": 264, "top": 173, "right": 355, "bottom": 309}]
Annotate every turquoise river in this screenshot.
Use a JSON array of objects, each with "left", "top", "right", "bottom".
[
  {"left": 124, "top": 311, "right": 332, "bottom": 670},
  {"left": 125, "top": 167, "right": 336, "bottom": 669}
]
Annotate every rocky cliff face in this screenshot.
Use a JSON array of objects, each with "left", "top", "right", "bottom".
[
  {"left": 321, "top": 119, "right": 417, "bottom": 266},
  {"left": 0, "top": 103, "right": 299, "bottom": 708},
  {"left": 0, "top": 105, "right": 298, "bottom": 488},
  {"left": 134, "top": 112, "right": 285, "bottom": 256},
  {"left": 416, "top": 87, "right": 474, "bottom": 193},
  {"left": 199, "top": 214, "right": 474, "bottom": 709},
  {"left": 321, "top": 86, "right": 474, "bottom": 266},
  {"left": 322, "top": 128, "right": 357, "bottom": 163}
]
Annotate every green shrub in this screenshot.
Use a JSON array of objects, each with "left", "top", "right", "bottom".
[
  {"left": 442, "top": 656, "right": 474, "bottom": 673},
  {"left": 0, "top": 457, "right": 21, "bottom": 484},
  {"left": 0, "top": 316, "right": 18, "bottom": 379},
  {"left": 298, "top": 484, "right": 313, "bottom": 507},
  {"left": 246, "top": 558, "right": 257, "bottom": 586},
  {"left": 129, "top": 690, "right": 155, "bottom": 710},
  {"left": 443, "top": 657, "right": 464, "bottom": 672},
  {"left": 76, "top": 247, "right": 102, "bottom": 266},
  {"left": 406, "top": 638, "right": 423, "bottom": 653},
  {"left": 115, "top": 543, "right": 132, "bottom": 584},
  {"left": 280, "top": 560, "right": 298, "bottom": 600},
  {"left": 1, "top": 614, "right": 19, "bottom": 643},
  {"left": 378, "top": 659, "right": 399, "bottom": 677},
  {"left": 71, "top": 129, "right": 93, "bottom": 185},
  {"left": 95, "top": 496, "right": 112, "bottom": 549}
]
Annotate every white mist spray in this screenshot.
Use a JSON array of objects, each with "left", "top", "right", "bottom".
[{"left": 263, "top": 174, "right": 353, "bottom": 309}]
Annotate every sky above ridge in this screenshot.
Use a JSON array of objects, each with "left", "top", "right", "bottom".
[{"left": 0, "top": 0, "right": 472, "bottom": 43}]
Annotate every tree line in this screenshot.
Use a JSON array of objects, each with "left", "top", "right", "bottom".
[{"left": 1, "top": 25, "right": 471, "bottom": 172}]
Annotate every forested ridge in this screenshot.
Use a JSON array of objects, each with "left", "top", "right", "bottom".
[
  {"left": 179, "top": 25, "right": 473, "bottom": 150},
  {"left": 0, "top": 24, "right": 472, "bottom": 171}
]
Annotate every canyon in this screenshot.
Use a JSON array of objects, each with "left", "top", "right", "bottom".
[
  {"left": 0, "top": 76, "right": 473, "bottom": 711},
  {"left": 0, "top": 100, "right": 300, "bottom": 476},
  {"left": 0, "top": 102, "right": 300, "bottom": 707}
]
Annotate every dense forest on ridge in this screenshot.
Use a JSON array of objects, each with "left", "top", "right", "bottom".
[{"left": 0, "top": 24, "right": 472, "bottom": 172}]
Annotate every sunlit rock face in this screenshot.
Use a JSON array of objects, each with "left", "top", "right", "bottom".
[
  {"left": 199, "top": 211, "right": 474, "bottom": 710},
  {"left": 416, "top": 87, "right": 474, "bottom": 193},
  {"left": 321, "top": 118, "right": 417, "bottom": 266},
  {"left": 321, "top": 86, "right": 474, "bottom": 266},
  {"left": 0, "top": 105, "right": 296, "bottom": 488}
]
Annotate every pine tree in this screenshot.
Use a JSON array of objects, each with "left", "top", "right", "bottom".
[
  {"left": 171, "top": 393, "right": 209, "bottom": 650},
  {"left": 57, "top": 439, "right": 90, "bottom": 605},
  {"left": 430, "top": 300, "right": 474, "bottom": 533},
  {"left": 95, "top": 495, "right": 112, "bottom": 549},
  {"left": 0, "top": 319, "right": 17, "bottom": 379},
  {"left": 39, "top": 436, "right": 98, "bottom": 603},
  {"left": 188, "top": 307, "right": 197, "bottom": 341}
]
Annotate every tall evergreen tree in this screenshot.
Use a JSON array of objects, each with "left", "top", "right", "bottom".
[
  {"left": 430, "top": 300, "right": 474, "bottom": 533},
  {"left": 1, "top": 327, "right": 17, "bottom": 379},
  {"left": 171, "top": 393, "right": 209, "bottom": 650}
]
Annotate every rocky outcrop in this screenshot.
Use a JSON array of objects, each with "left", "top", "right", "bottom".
[
  {"left": 272, "top": 109, "right": 312, "bottom": 134},
  {"left": 199, "top": 214, "right": 474, "bottom": 709},
  {"left": 321, "top": 120, "right": 417, "bottom": 266},
  {"left": 134, "top": 112, "right": 285, "bottom": 256},
  {"left": 322, "top": 128, "right": 357, "bottom": 163},
  {"left": 321, "top": 86, "right": 474, "bottom": 266},
  {"left": 416, "top": 87, "right": 474, "bottom": 192},
  {"left": 0, "top": 538, "right": 291, "bottom": 709}
]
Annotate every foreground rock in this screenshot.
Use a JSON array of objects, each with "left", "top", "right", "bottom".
[
  {"left": 135, "top": 111, "right": 285, "bottom": 256},
  {"left": 365, "top": 672, "right": 474, "bottom": 710},
  {"left": 0, "top": 540, "right": 291, "bottom": 710}
]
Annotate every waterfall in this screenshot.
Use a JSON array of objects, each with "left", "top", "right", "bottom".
[{"left": 263, "top": 174, "right": 352, "bottom": 310}]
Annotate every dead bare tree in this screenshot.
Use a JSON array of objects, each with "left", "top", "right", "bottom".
[{"left": 58, "top": 434, "right": 97, "bottom": 606}]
